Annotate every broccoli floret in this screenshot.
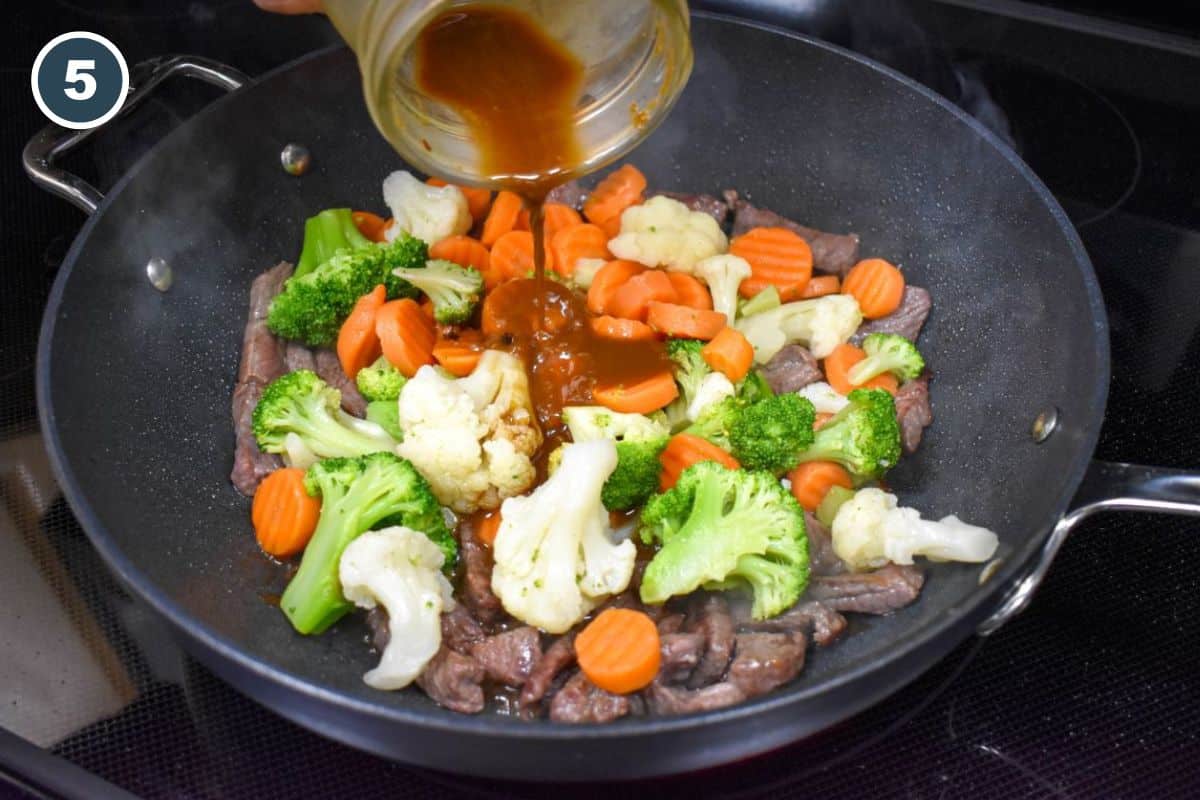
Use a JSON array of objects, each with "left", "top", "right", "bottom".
[
  {"left": 252, "top": 370, "right": 397, "bottom": 459},
  {"left": 392, "top": 258, "right": 483, "bottom": 324},
  {"left": 639, "top": 461, "right": 809, "bottom": 619},
  {"left": 728, "top": 393, "right": 815, "bottom": 473},
  {"left": 847, "top": 333, "right": 926, "bottom": 385},
  {"left": 793, "top": 388, "right": 901, "bottom": 481},
  {"left": 602, "top": 437, "right": 669, "bottom": 511},
  {"left": 666, "top": 338, "right": 711, "bottom": 408},
  {"left": 267, "top": 234, "right": 427, "bottom": 346},
  {"left": 280, "top": 452, "right": 454, "bottom": 634},
  {"left": 684, "top": 395, "right": 738, "bottom": 450},
  {"left": 365, "top": 399, "right": 403, "bottom": 440},
  {"left": 294, "top": 208, "right": 373, "bottom": 278},
  {"left": 356, "top": 356, "right": 407, "bottom": 402},
  {"left": 736, "top": 368, "right": 774, "bottom": 404}
]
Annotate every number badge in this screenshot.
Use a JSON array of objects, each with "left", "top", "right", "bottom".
[{"left": 31, "top": 32, "right": 129, "bottom": 130}]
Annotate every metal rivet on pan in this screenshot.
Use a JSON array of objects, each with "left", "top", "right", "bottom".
[
  {"left": 1031, "top": 407, "right": 1059, "bottom": 443},
  {"left": 146, "top": 257, "right": 173, "bottom": 292},
  {"left": 280, "top": 143, "right": 311, "bottom": 176}
]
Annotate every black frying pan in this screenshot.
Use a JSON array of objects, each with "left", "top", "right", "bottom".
[{"left": 26, "top": 13, "right": 1200, "bottom": 781}]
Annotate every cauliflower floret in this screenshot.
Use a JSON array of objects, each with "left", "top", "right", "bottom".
[
  {"left": 797, "top": 381, "right": 851, "bottom": 414},
  {"left": 607, "top": 196, "right": 727, "bottom": 272},
  {"left": 396, "top": 350, "right": 540, "bottom": 513},
  {"left": 569, "top": 257, "right": 608, "bottom": 290},
  {"left": 694, "top": 254, "right": 752, "bottom": 321},
  {"left": 687, "top": 371, "right": 735, "bottom": 421},
  {"left": 561, "top": 406, "right": 669, "bottom": 442},
  {"left": 736, "top": 294, "right": 863, "bottom": 361},
  {"left": 491, "top": 440, "right": 636, "bottom": 633},
  {"left": 338, "top": 526, "right": 454, "bottom": 690},
  {"left": 382, "top": 170, "right": 471, "bottom": 245},
  {"left": 831, "top": 488, "right": 1000, "bottom": 572}
]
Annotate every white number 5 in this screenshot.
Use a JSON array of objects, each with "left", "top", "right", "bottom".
[{"left": 64, "top": 59, "right": 97, "bottom": 101}]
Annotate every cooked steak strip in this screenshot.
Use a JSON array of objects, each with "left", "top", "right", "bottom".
[
  {"left": 727, "top": 632, "right": 807, "bottom": 698},
  {"left": 659, "top": 631, "right": 706, "bottom": 685},
  {"left": 738, "top": 600, "right": 848, "bottom": 647},
  {"left": 657, "top": 612, "right": 687, "bottom": 635},
  {"left": 441, "top": 604, "right": 486, "bottom": 654},
  {"left": 417, "top": 646, "right": 486, "bottom": 714},
  {"left": 643, "top": 680, "right": 746, "bottom": 715},
  {"left": 519, "top": 633, "right": 576, "bottom": 709},
  {"left": 894, "top": 374, "right": 933, "bottom": 454},
  {"left": 284, "top": 340, "right": 317, "bottom": 373},
  {"left": 469, "top": 626, "right": 541, "bottom": 687},
  {"left": 724, "top": 190, "right": 860, "bottom": 276},
  {"left": 366, "top": 607, "right": 390, "bottom": 653},
  {"left": 230, "top": 380, "right": 282, "bottom": 496},
  {"left": 550, "top": 671, "right": 634, "bottom": 723},
  {"left": 314, "top": 347, "right": 368, "bottom": 417},
  {"left": 655, "top": 191, "right": 729, "bottom": 226},
  {"left": 459, "top": 518, "right": 506, "bottom": 624},
  {"left": 685, "top": 594, "right": 736, "bottom": 689},
  {"left": 851, "top": 286, "right": 931, "bottom": 344},
  {"left": 805, "top": 512, "right": 847, "bottom": 576},
  {"left": 761, "top": 345, "right": 822, "bottom": 394},
  {"left": 546, "top": 179, "right": 587, "bottom": 210},
  {"left": 809, "top": 563, "right": 925, "bottom": 615}
]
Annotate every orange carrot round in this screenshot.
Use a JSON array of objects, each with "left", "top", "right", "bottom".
[
  {"left": 667, "top": 272, "right": 713, "bottom": 310},
  {"left": 607, "top": 270, "right": 679, "bottom": 321},
  {"left": 432, "top": 340, "right": 482, "bottom": 377},
  {"left": 575, "top": 608, "right": 661, "bottom": 695},
  {"left": 731, "top": 227, "right": 813, "bottom": 299},
  {"left": 598, "top": 209, "right": 627, "bottom": 240},
  {"left": 593, "top": 371, "right": 679, "bottom": 414},
  {"left": 842, "top": 258, "right": 905, "bottom": 319},
  {"left": 375, "top": 298, "right": 435, "bottom": 378},
  {"left": 645, "top": 302, "right": 727, "bottom": 340},
  {"left": 550, "top": 223, "right": 610, "bottom": 277},
  {"left": 590, "top": 315, "right": 656, "bottom": 342},
  {"left": 584, "top": 164, "right": 648, "bottom": 225},
  {"left": 659, "top": 433, "right": 740, "bottom": 490},
  {"left": 336, "top": 285, "right": 386, "bottom": 379},
  {"left": 587, "top": 259, "right": 646, "bottom": 315},
  {"left": 429, "top": 235, "right": 495, "bottom": 289},
  {"left": 800, "top": 274, "right": 840, "bottom": 298},
  {"left": 426, "top": 177, "right": 492, "bottom": 223},
  {"left": 252, "top": 468, "right": 321, "bottom": 558},
  {"left": 351, "top": 211, "right": 389, "bottom": 243},
  {"left": 701, "top": 327, "right": 754, "bottom": 382},
  {"left": 489, "top": 230, "right": 535, "bottom": 283},
  {"left": 788, "top": 461, "right": 854, "bottom": 512},
  {"left": 540, "top": 203, "right": 583, "bottom": 271},
  {"left": 481, "top": 190, "right": 524, "bottom": 248},
  {"left": 475, "top": 511, "right": 502, "bottom": 547},
  {"left": 823, "top": 342, "right": 899, "bottom": 395}
]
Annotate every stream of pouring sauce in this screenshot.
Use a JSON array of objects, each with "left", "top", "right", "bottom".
[{"left": 415, "top": 5, "right": 671, "bottom": 449}]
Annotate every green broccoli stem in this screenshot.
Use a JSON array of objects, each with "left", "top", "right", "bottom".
[{"left": 295, "top": 209, "right": 372, "bottom": 278}]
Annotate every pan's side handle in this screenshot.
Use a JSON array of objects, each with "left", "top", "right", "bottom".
[
  {"left": 978, "top": 461, "right": 1200, "bottom": 635},
  {"left": 22, "top": 55, "right": 248, "bottom": 215}
]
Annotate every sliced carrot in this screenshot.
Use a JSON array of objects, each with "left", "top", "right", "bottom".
[
  {"left": 594, "top": 371, "right": 679, "bottom": 414},
  {"left": 429, "top": 234, "right": 496, "bottom": 289},
  {"left": 607, "top": 270, "right": 679, "bottom": 321},
  {"left": 539, "top": 203, "right": 583, "bottom": 271},
  {"left": 800, "top": 274, "right": 840, "bottom": 298},
  {"left": 489, "top": 230, "right": 535, "bottom": 282},
  {"left": 659, "top": 433, "right": 740, "bottom": 491},
  {"left": 731, "top": 227, "right": 813, "bottom": 299},
  {"left": 550, "top": 223, "right": 610, "bottom": 277},
  {"left": 587, "top": 259, "right": 646, "bottom": 315},
  {"left": 516, "top": 207, "right": 531, "bottom": 231},
  {"left": 351, "top": 211, "right": 389, "bottom": 243},
  {"left": 375, "top": 298, "right": 435, "bottom": 377},
  {"left": 813, "top": 412, "right": 834, "bottom": 430},
  {"left": 701, "top": 327, "right": 754, "bottom": 382},
  {"left": 584, "top": 164, "right": 648, "bottom": 225},
  {"left": 645, "top": 302, "right": 727, "bottom": 340},
  {"left": 427, "top": 177, "right": 493, "bottom": 223},
  {"left": 575, "top": 608, "right": 661, "bottom": 694},
  {"left": 591, "top": 315, "right": 656, "bottom": 342},
  {"left": 252, "top": 468, "right": 321, "bottom": 558},
  {"left": 481, "top": 190, "right": 524, "bottom": 248},
  {"left": 667, "top": 272, "right": 713, "bottom": 310},
  {"left": 822, "top": 342, "right": 899, "bottom": 395},
  {"left": 842, "top": 258, "right": 905, "bottom": 319},
  {"left": 432, "top": 339, "right": 482, "bottom": 377},
  {"left": 788, "top": 461, "right": 854, "bottom": 512},
  {"left": 419, "top": 296, "right": 436, "bottom": 321},
  {"left": 598, "top": 209, "right": 627, "bottom": 240},
  {"left": 336, "top": 285, "right": 386, "bottom": 379},
  {"left": 475, "top": 510, "right": 502, "bottom": 547}
]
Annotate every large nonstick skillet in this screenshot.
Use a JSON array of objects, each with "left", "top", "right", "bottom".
[{"left": 25, "top": 13, "right": 1200, "bottom": 781}]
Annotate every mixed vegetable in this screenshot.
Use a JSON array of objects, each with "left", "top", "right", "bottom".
[{"left": 239, "top": 163, "right": 999, "bottom": 719}]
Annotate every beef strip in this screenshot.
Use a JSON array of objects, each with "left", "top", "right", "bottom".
[
  {"left": 230, "top": 380, "right": 282, "bottom": 496},
  {"left": 809, "top": 563, "right": 925, "bottom": 615},
  {"left": 469, "top": 626, "right": 541, "bottom": 687},
  {"left": 284, "top": 340, "right": 317, "bottom": 373},
  {"left": 417, "top": 646, "right": 486, "bottom": 714},
  {"left": 441, "top": 604, "right": 486, "bottom": 654},
  {"left": 549, "top": 671, "right": 634, "bottom": 723},
  {"left": 761, "top": 345, "right": 822, "bottom": 394},
  {"left": 657, "top": 612, "right": 686, "bottom": 635},
  {"left": 727, "top": 632, "right": 807, "bottom": 698},
  {"left": 546, "top": 179, "right": 587, "bottom": 210},
  {"left": 518, "top": 633, "right": 576, "bottom": 709},
  {"left": 459, "top": 519, "right": 505, "bottom": 624},
  {"left": 894, "top": 374, "right": 933, "bottom": 454},
  {"left": 659, "top": 631, "right": 706, "bottom": 684},
  {"left": 643, "top": 680, "right": 746, "bottom": 715},
  {"left": 738, "top": 600, "right": 847, "bottom": 647},
  {"left": 805, "top": 512, "right": 846, "bottom": 576},
  {"left": 685, "top": 595, "right": 735, "bottom": 689},
  {"left": 724, "top": 190, "right": 860, "bottom": 276},
  {"left": 851, "top": 286, "right": 932, "bottom": 344},
  {"left": 366, "top": 607, "right": 390, "bottom": 653},
  {"left": 314, "top": 347, "right": 368, "bottom": 417},
  {"left": 655, "top": 191, "right": 729, "bottom": 226}
]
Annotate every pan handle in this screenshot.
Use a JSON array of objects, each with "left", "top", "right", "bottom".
[
  {"left": 978, "top": 460, "right": 1200, "bottom": 635},
  {"left": 22, "top": 55, "right": 248, "bottom": 216}
]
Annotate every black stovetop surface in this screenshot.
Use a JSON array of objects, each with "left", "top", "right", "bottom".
[{"left": 2, "top": 2, "right": 1198, "bottom": 798}]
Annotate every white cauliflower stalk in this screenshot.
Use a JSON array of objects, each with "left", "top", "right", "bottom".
[
  {"left": 338, "top": 527, "right": 454, "bottom": 690},
  {"left": 562, "top": 406, "right": 669, "bottom": 442},
  {"left": 607, "top": 196, "right": 727, "bottom": 272},
  {"left": 382, "top": 170, "right": 471, "bottom": 245},
  {"left": 397, "top": 350, "right": 541, "bottom": 513},
  {"left": 694, "top": 254, "right": 752, "bottom": 321},
  {"left": 569, "top": 257, "right": 608, "bottom": 290},
  {"left": 831, "top": 488, "right": 1000, "bottom": 572},
  {"left": 797, "top": 381, "right": 851, "bottom": 414},
  {"left": 491, "top": 440, "right": 636, "bottom": 633},
  {"left": 687, "top": 371, "right": 735, "bottom": 421},
  {"left": 736, "top": 294, "right": 863, "bottom": 361}
]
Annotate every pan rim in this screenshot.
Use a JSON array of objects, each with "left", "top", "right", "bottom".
[{"left": 36, "top": 12, "right": 1109, "bottom": 746}]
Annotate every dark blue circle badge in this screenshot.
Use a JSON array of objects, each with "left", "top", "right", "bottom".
[{"left": 32, "top": 32, "right": 129, "bottom": 130}]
